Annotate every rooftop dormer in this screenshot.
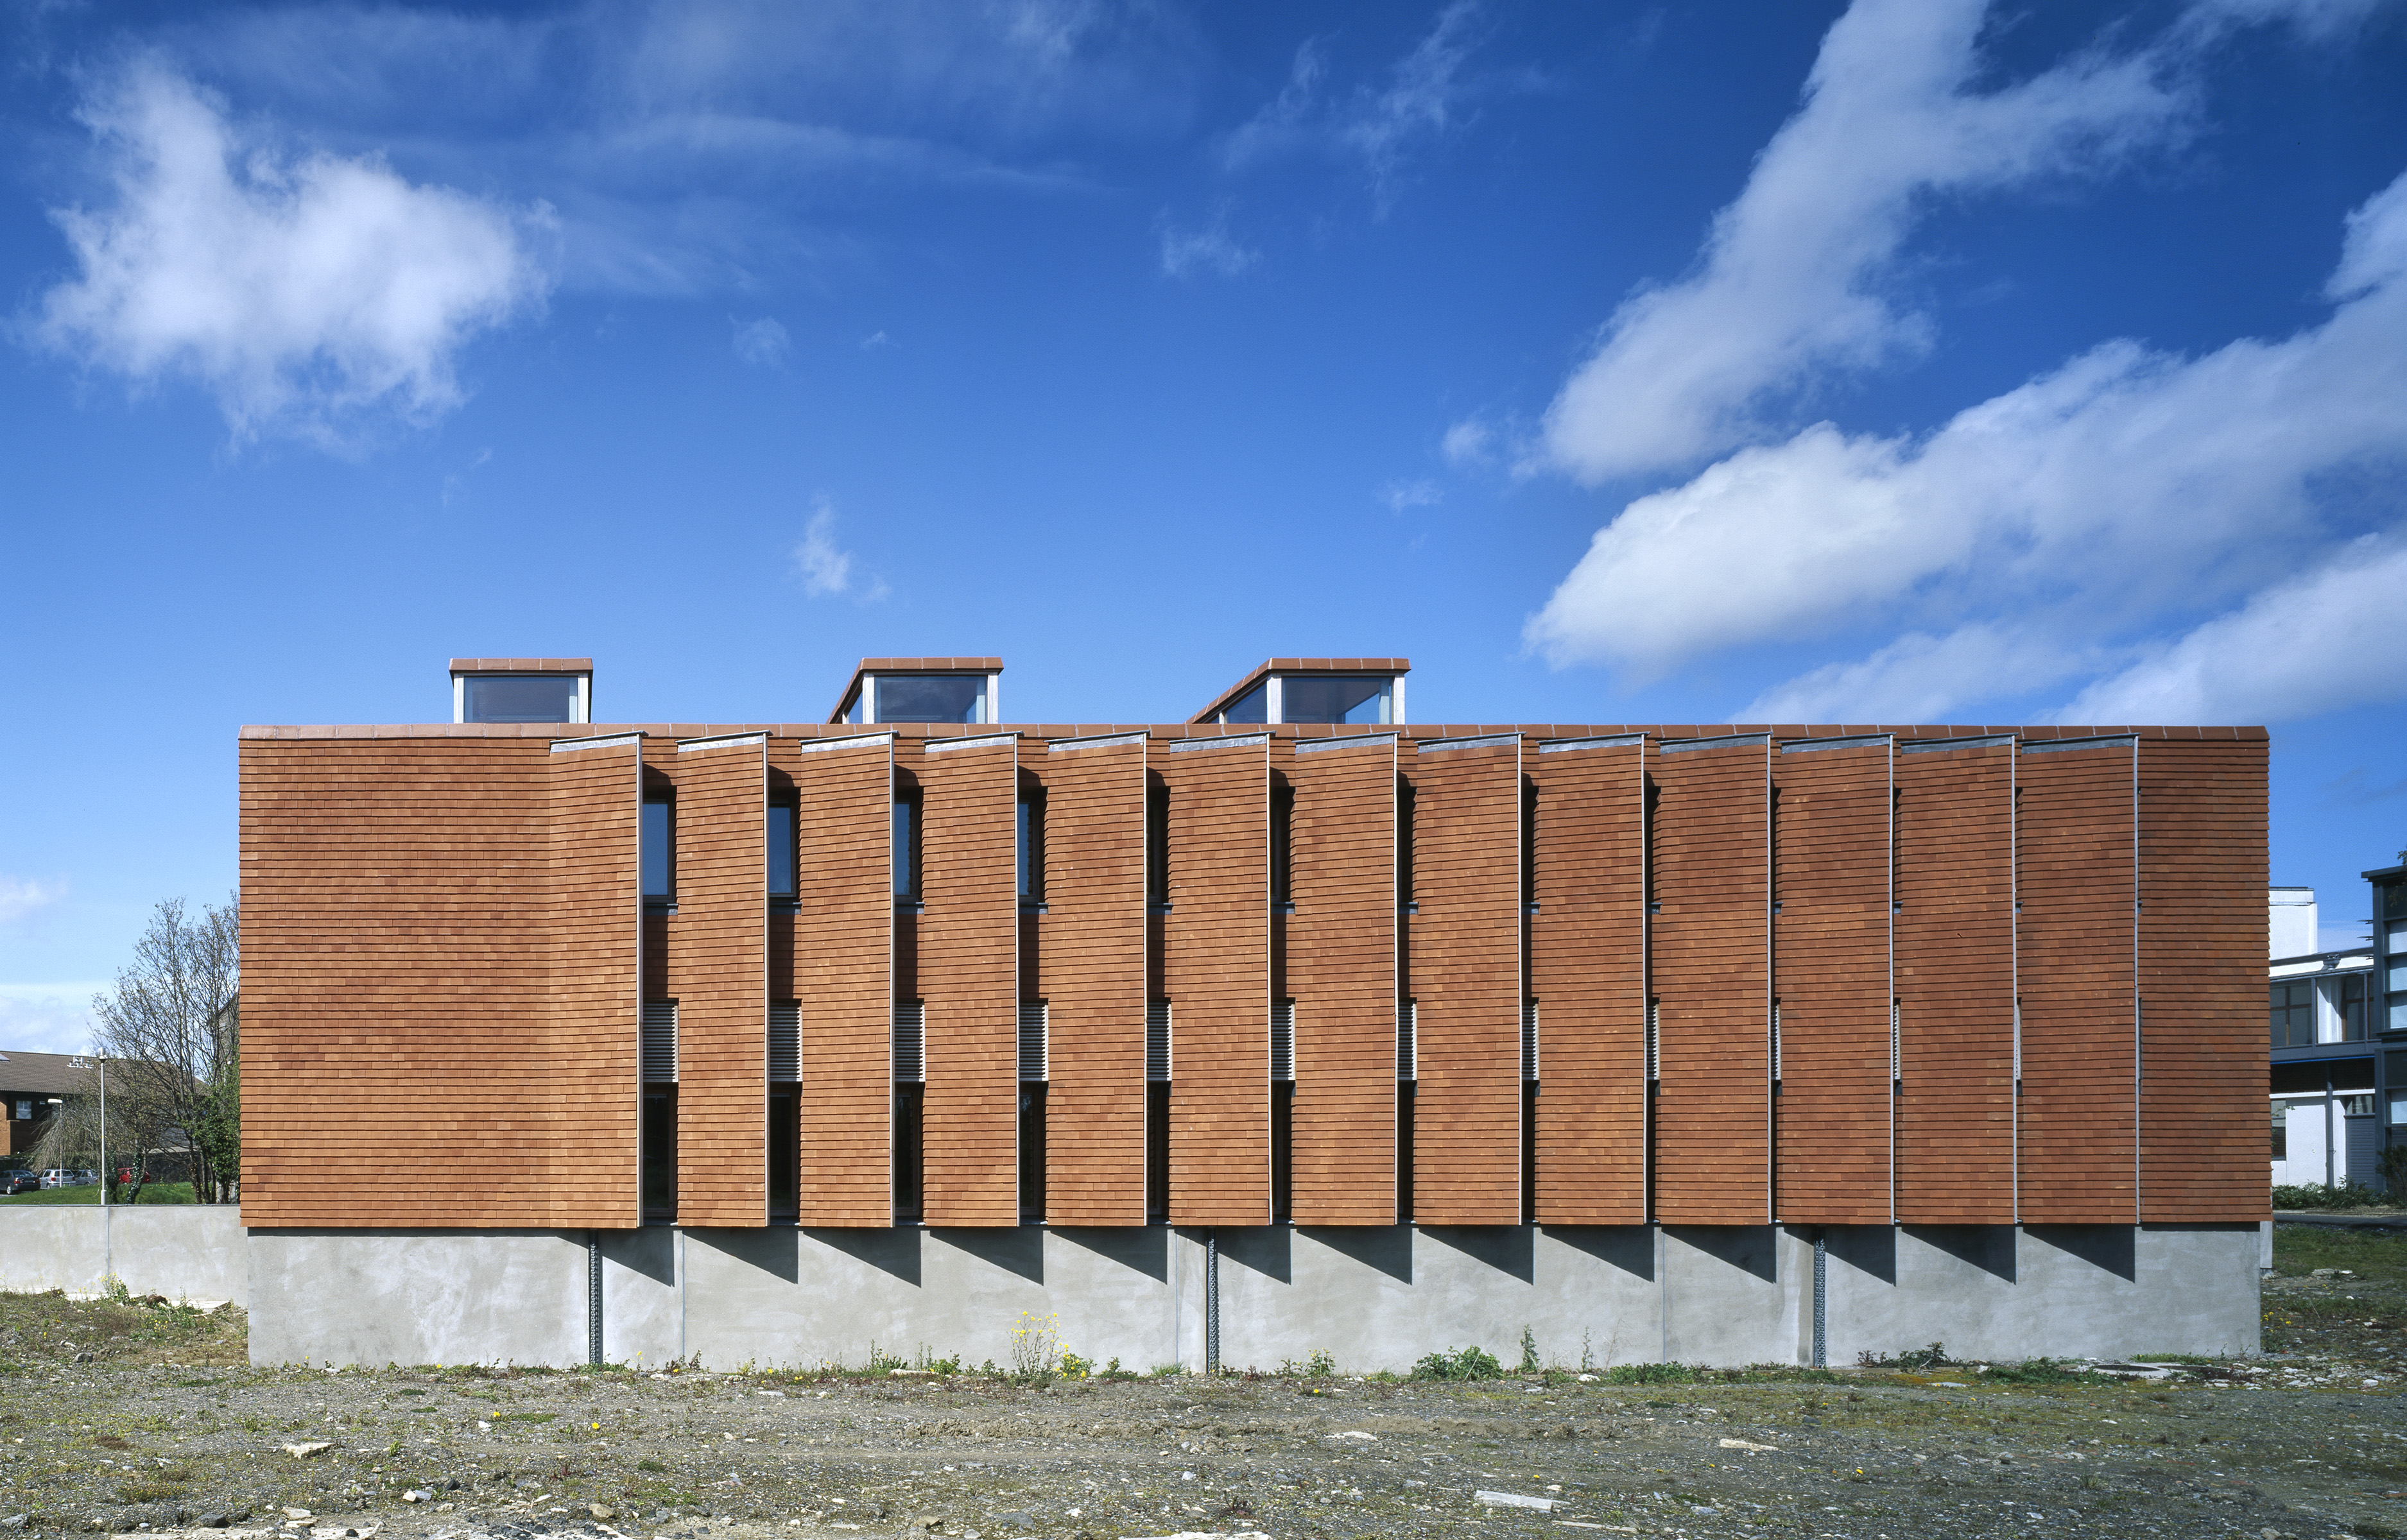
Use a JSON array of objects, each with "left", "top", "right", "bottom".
[
  {"left": 451, "top": 658, "right": 592, "bottom": 724},
  {"left": 831, "top": 657, "right": 1004, "bottom": 726},
  {"left": 1191, "top": 658, "right": 1409, "bottom": 726}
]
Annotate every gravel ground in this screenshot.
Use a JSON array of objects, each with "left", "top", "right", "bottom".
[{"left": 3, "top": 1226, "right": 2404, "bottom": 1540}]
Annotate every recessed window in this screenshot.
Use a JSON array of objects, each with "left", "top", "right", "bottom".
[
  {"left": 1220, "top": 682, "right": 1268, "bottom": 724},
  {"left": 768, "top": 795, "right": 797, "bottom": 899},
  {"left": 462, "top": 674, "right": 583, "bottom": 724},
  {"left": 874, "top": 675, "right": 988, "bottom": 724},
  {"left": 2340, "top": 973, "right": 2368, "bottom": 1042},
  {"left": 642, "top": 797, "right": 674, "bottom": 903},
  {"left": 1018, "top": 792, "right": 1047, "bottom": 902},
  {"left": 893, "top": 795, "right": 922, "bottom": 900},
  {"left": 1281, "top": 676, "right": 1392, "bottom": 725},
  {"left": 2270, "top": 980, "right": 2315, "bottom": 1048}
]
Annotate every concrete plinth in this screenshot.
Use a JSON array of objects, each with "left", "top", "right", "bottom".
[{"left": 232, "top": 1221, "right": 2261, "bottom": 1371}]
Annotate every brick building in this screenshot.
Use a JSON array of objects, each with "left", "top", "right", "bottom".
[
  {"left": 232, "top": 656, "right": 2271, "bottom": 1371},
  {"left": 1, "top": 1050, "right": 90, "bottom": 1163}
]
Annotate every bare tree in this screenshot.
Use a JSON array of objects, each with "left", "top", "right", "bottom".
[{"left": 89, "top": 895, "right": 239, "bottom": 1203}]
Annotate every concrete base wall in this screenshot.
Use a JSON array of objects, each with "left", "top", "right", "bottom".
[
  {"left": 0, "top": 1206, "right": 249, "bottom": 1306},
  {"left": 242, "top": 1222, "right": 2261, "bottom": 1371}
]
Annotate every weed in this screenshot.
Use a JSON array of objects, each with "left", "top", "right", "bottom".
[
  {"left": 1600, "top": 1362, "right": 1697, "bottom": 1385},
  {"left": 1981, "top": 1359, "right": 2112, "bottom": 1386},
  {"left": 636, "top": 1460, "right": 668, "bottom": 1473},
  {"left": 1150, "top": 1362, "right": 1184, "bottom": 1378},
  {"left": 1858, "top": 1342, "right": 1949, "bottom": 1371},
  {"left": 1008, "top": 1312, "right": 1060, "bottom": 1380},
  {"left": 1518, "top": 1326, "right": 1540, "bottom": 1374},
  {"left": 866, "top": 1342, "right": 909, "bottom": 1374},
  {"left": 1410, "top": 1346, "right": 1504, "bottom": 1382}
]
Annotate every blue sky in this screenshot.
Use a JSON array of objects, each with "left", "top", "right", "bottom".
[{"left": 3, "top": 0, "right": 2404, "bottom": 1050}]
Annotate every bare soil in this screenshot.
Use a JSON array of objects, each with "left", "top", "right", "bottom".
[{"left": 1, "top": 1231, "right": 2403, "bottom": 1540}]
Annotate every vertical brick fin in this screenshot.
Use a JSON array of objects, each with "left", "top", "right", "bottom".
[
  {"left": 1286, "top": 735, "right": 1399, "bottom": 1226},
  {"left": 672, "top": 735, "right": 770, "bottom": 1227},
  {"left": 548, "top": 736, "right": 643, "bottom": 1228},
  {"left": 2019, "top": 738, "right": 2137, "bottom": 1224},
  {"left": 790, "top": 734, "right": 895, "bottom": 1226},
  {"left": 913, "top": 735, "right": 1022, "bottom": 1227},
  {"left": 1041, "top": 735, "right": 1149, "bottom": 1226},
  {"left": 2139, "top": 739, "right": 2269, "bottom": 1221},
  {"left": 1894, "top": 739, "right": 2016, "bottom": 1224},
  {"left": 1528, "top": 737, "right": 1646, "bottom": 1224},
  {"left": 1772, "top": 739, "right": 1893, "bottom": 1224},
  {"left": 237, "top": 739, "right": 554, "bottom": 1227},
  {"left": 1652, "top": 737, "right": 1772, "bottom": 1224},
  {"left": 1410, "top": 736, "right": 1523, "bottom": 1226},
  {"left": 1160, "top": 735, "right": 1272, "bottom": 1226}
]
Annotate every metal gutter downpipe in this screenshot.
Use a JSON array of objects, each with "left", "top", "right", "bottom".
[
  {"left": 1204, "top": 1229, "right": 1220, "bottom": 1376},
  {"left": 587, "top": 1232, "right": 604, "bottom": 1367},
  {"left": 1811, "top": 1231, "right": 1827, "bottom": 1370}
]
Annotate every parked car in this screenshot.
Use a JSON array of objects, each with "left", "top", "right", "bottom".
[
  {"left": 0, "top": 1170, "right": 40, "bottom": 1195},
  {"left": 39, "top": 1168, "right": 96, "bottom": 1188}
]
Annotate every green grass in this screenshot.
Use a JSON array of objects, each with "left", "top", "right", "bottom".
[
  {"left": 2270, "top": 1222, "right": 2407, "bottom": 1284},
  {"left": 0, "top": 1182, "right": 202, "bottom": 1206}
]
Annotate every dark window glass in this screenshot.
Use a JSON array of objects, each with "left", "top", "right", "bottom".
[
  {"left": 1270, "top": 1082, "right": 1293, "bottom": 1224},
  {"left": 1146, "top": 781, "right": 1169, "bottom": 905},
  {"left": 893, "top": 797, "right": 920, "bottom": 898},
  {"left": 893, "top": 1084, "right": 925, "bottom": 1222},
  {"left": 768, "top": 1090, "right": 797, "bottom": 1220},
  {"left": 768, "top": 798, "right": 797, "bottom": 898},
  {"left": 2385, "top": 882, "right": 2407, "bottom": 921},
  {"left": 463, "top": 675, "right": 578, "bottom": 723},
  {"left": 641, "top": 1088, "right": 677, "bottom": 1222},
  {"left": 1521, "top": 1082, "right": 1537, "bottom": 1225},
  {"left": 1220, "top": 683, "right": 1268, "bottom": 724},
  {"left": 877, "top": 676, "right": 985, "bottom": 723},
  {"left": 2340, "top": 974, "right": 2368, "bottom": 1041},
  {"left": 1396, "top": 777, "right": 1417, "bottom": 907},
  {"left": 2272, "top": 1105, "right": 2287, "bottom": 1159},
  {"left": 1145, "top": 1082, "right": 1171, "bottom": 1223},
  {"left": 1270, "top": 783, "right": 1294, "bottom": 905},
  {"left": 1395, "top": 1082, "right": 1415, "bottom": 1224},
  {"left": 1018, "top": 1084, "right": 1048, "bottom": 1222},
  {"left": 642, "top": 798, "right": 674, "bottom": 900},
  {"left": 1281, "top": 676, "right": 1388, "bottom": 725},
  {"left": 2270, "top": 980, "right": 2315, "bottom": 1047},
  {"left": 1522, "top": 777, "right": 1538, "bottom": 909},
  {"left": 1018, "top": 793, "right": 1047, "bottom": 901}
]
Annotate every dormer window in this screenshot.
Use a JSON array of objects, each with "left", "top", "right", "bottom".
[
  {"left": 831, "top": 658, "right": 1003, "bottom": 726},
  {"left": 451, "top": 658, "right": 591, "bottom": 724},
  {"left": 1195, "top": 659, "right": 1408, "bottom": 727}
]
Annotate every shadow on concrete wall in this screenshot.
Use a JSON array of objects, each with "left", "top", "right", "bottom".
[
  {"left": 1221, "top": 1226, "right": 1290, "bottom": 1283},
  {"left": 935, "top": 1227, "right": 1043, "bottom": 1283},
  {"left": 1055, "top": 1226, "right": 1171, "bottom": 1282},
  {"left": 688, "top": 1228, "right": 800, "bottom": 1283},
  {"left": 807, "top": 1227, "right": 922, "bottom": 1285},
  {"left": 1546, "top": 1226, "right": 1654, "bottom": 1281},
  {"left": 2026, "top": 1225, "right": 2137, "bottom": 1282},
  {"left": 1824, "top": 1226, "right": 1897, "bottom": 1286},
  {"left": 1424, "top": 1225, "right": 1534, "bottom": 1282},
  {"left": 610, "top": 1228, "right": 677, "bottom": 1287},
  {"left": 1908, "top": 1225, "right": 2015, "bottom": 1283},
  {"left": 1304, "top": 1226, "right": 1411, "bottom": 1283},
  {"left": 1668, "top": 1225, "right": 1777, "bottom": 1281}
]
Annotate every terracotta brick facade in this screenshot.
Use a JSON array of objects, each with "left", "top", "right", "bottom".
[{"left": 237, "top": 718, "right": 2268, "bottom": 1229}]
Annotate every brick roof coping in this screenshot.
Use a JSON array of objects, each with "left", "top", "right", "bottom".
[
  {"left": 828, "top": 657, "right": 1005, "bottom": 724},
  {"left": 1189, "top": 657, "right": 1412, "bottom": 724},
  {"left": 241, "top": 721, "right": 2270, "bottom": 743},
  {"left": 449, "top": 658, "right": 592, "bottom": 674}
]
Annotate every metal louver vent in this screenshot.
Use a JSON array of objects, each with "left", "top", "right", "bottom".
[
  {"left": 768, "top": 1003, "right": 799, "bottom": 1082},
  {"left": 1018, "top": 1002, "right": 1049, "bottom": 1082},
  {"left": 1396, "top": 1000, "right": 1417, "bottom": 1082},
  {"left": 1270, "top": 1001, "right": 1295, "bottom": 1082},
  {"left": 1770, "top": 1003, "right": 1782, "bottom": 1084},
  {"left": 1890, "top": 1000, "right": 1902, "bottom": 1085},
  {"left": 1146, "top": 1000, "right": 1171, "bottom": 1082},
  {"left": 641, "top": 1001, "right": 678, "bottom": 1084},
  {"left": 893, "top": 1002, "right": 925, "bottom": 1083},
  {"left": 1521, "top": 1000, "right": 1539, "bottom": 1083},
  {"left": 1645, "top": 1000, "right": 1660, "bottom": 1083}
]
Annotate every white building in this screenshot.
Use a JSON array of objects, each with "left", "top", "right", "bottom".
[{"left": 2269, "top": 861, "right": 2406, "bottom": 1194}]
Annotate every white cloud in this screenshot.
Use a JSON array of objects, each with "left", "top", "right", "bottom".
[
  {"left": 1221, "top": 1, "right": 1499, "bottom": 210},
  {"left": 1382, "top": 478, "right": 1442, "bottom": 513},
  {"left": 0, "top": 879, "right": 65, "bottom": 925},
  {"left": 0, "top": 983, "right": 107, "bottom": 1056},
  {"left": 732, "top": 314, "right": 790, "bottom": 366},
  {"left": 34, "top": 63, "right": 550, "bottom": 443},
  {"left": 1157, "top": 210, "right": 1257, "bottom": 279},
  {"left": 1738, "top": 626, "right": 2096, "bottom": 725},
  {"left": 1441, "top": 416, "right": 1494, "bottom": 466},
  {"left": 2054, "top": 538, "right": 2407, "bottom": 724},
  {"left": 1536, "top": 0, "right": 2193, "bottom": 484},
  {"left": 793, "top": 495, "right": 886, "bottom": 600},
  {"left": 1526, "top": 164, "right": 2407, "bottom": 719}
]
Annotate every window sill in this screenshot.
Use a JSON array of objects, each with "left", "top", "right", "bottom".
[
  {"left": 894, "top": 899, "right": 925, "bottom": 914},
  {"left": 771, "top": 897, "right": 800, "bottom": 914},
  {"left": 1019, "top": 900, "right": 1050, "bottom": 915},
  {"left": 1148, "top": 902, "right": 1173, "bottom": 915},
  {"left": 644, "top": 900, "right": 678, "bottom": 916}
]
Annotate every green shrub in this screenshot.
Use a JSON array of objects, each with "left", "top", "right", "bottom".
[
  {"left": 1601, "top": 1362, "right": 1696, "bottom": 1385},
  {"left": 1410, "top": 1345, "right": 1505, "bottom": 1382},
  {"left": 2272, "top": 1181, "right": 2386, "bottom": 1211},
  {"left": 1858, "top": 1342, "right": 1948, "bottom": 1370}
]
